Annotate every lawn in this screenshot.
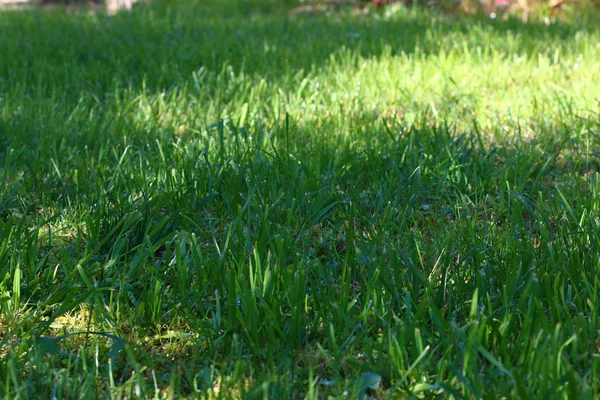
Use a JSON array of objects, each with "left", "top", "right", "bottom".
[{"left": 1, "top": 0, "right": 600, "bottom": 398}]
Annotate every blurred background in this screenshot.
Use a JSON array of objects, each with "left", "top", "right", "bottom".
[{"left": 0, "top": 0, "right": 597, "bottom": 21}]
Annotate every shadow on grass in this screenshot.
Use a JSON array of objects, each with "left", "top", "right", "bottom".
[
  {"left": 1, "top": 95, "right": 599, "bottom": 396},
  {"left": 0, "top": 1, "right": 597, "bottom": 97}
]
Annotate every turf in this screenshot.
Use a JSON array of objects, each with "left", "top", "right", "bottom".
[{"left": 0, "top": 1, "right": 600, "bottom": 398}]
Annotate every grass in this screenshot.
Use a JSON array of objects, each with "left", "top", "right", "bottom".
[{"left": 1, "top": 0, "right": 600, "bottom": 398}]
